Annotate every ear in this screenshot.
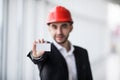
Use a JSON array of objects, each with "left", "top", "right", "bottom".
[{"left": 70, "top": 25, "right": 73, "bottom": 32}]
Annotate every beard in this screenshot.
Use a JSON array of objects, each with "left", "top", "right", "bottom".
[{"left": 54, "top": 34, "right": 69, "bottom": 44}]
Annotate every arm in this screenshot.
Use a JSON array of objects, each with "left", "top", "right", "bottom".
[
  {"left": 27, "top": 39, "right": 47, "bottom": 64},
  {"left": 27, "top": 50, "right": 48, "bottom": 64}
]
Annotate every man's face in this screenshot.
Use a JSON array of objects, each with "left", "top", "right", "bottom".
[{"left": 48, "top": 22, "right": 73, "bottom": 44}]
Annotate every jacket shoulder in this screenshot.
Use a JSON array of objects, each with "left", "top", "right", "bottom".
[
  {"left": 74, "top": 45, "right": 87, "bottom": 51},
  {"left": 73, "top": 45, "right": 88, "bottom": 55}
]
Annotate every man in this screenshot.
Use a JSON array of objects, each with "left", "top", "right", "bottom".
[{"left": 27, "top": 6, "right": 93, "bottom": 80}]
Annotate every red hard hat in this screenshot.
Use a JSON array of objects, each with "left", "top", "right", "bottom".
[{"left": 47, "top": 6, "right": 73, "bottom": 25}]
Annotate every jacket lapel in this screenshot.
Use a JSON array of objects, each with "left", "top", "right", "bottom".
[
  {"left": 51, "top": 43, "right": 69, "bottom": 79},
  {"left": 73, "top": 46, "right": 85, "bottom": 80}
]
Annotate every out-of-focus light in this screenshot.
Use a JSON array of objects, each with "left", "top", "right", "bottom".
[{"left": 108, "top": 3, "right": 120, "bottom": 31}]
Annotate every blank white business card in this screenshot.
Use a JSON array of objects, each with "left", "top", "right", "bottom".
[{"left": 36, "top": 43, "right": 51, "bottom": 52}]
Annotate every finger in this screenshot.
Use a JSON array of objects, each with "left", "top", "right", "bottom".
[
  {"left": 38, "top": 39, "right": 41, "bottom": 43},
  {"left": 33, "top": 40, "right": 37, "bottom": 45},
  {"left": 32, "top": 40, "right": 37, "bottom": 52},
  {"left": 41, "top": 38, "right": 45, "bottom": 43}
]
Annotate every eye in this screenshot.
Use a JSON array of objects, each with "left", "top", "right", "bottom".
[
  {"left": 51, "top": 25, "right": 57, "bottom": 29},
  {"left": 61, "top": 24, "right": 68, "bottom": 28}
]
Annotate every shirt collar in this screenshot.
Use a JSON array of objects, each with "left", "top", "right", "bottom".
[
  {"left": 53, "top": 40, "right": 63, "bottom": 50},
  {"left": 52, "top": 40, "right": 74, "bottom": 55}
]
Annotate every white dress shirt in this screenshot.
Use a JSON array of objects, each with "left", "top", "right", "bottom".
[{"left": 53, "top": 41, "right": 78, "bottom": 80}]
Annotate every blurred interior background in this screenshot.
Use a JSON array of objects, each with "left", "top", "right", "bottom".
[{"left": 0, "top": 0, "right": 120, "bottom": 80}]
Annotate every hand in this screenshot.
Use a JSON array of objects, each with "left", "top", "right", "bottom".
[{"left": 32, "top": 39, "right": 45, "bottom": 58}]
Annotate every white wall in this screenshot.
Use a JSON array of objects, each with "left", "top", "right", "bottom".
[{"left": 0, "top": 0, "right": 117, "bottom": 80}]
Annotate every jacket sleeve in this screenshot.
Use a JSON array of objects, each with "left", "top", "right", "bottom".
[{"left": 27, "top": 51, "right": 48, "bottom": 64}]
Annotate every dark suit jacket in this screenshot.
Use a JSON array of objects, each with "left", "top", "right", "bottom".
[{"left": 27, "top": 43, "right": 93, "bottom": 80}]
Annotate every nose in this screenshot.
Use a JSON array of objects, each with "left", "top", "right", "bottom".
[{"left": 56, "top": 28, "right": 62, "bottom": 34}]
